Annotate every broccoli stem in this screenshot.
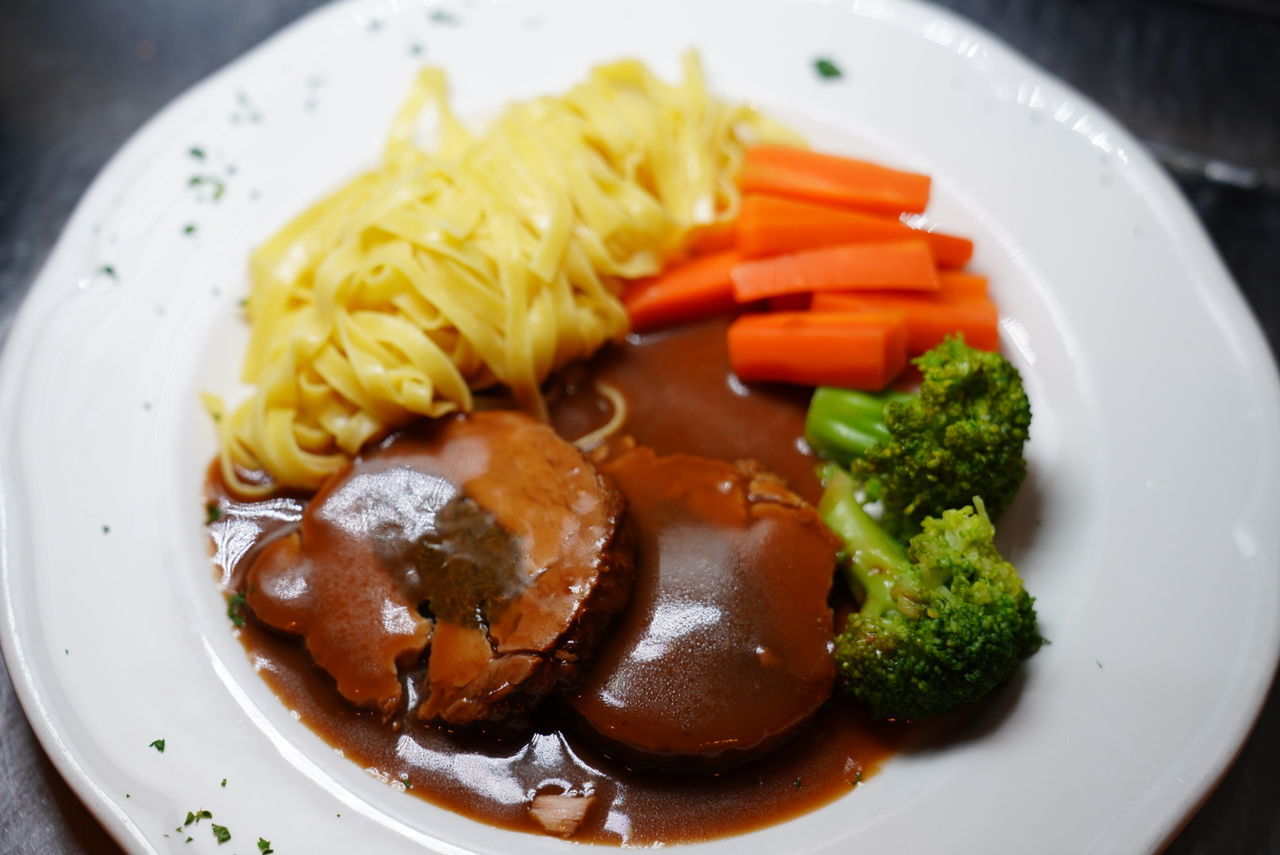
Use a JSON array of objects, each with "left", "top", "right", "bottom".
[
  {"left": 804, "top": 387, "right": 912, "bottom": 464},
  {"left": 817, "top": 467, "right": 908, "bottom": 620}
]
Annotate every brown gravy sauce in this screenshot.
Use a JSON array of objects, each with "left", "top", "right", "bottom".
[{"left": 208, "top": 318, "right": 905, "bottom": 845}]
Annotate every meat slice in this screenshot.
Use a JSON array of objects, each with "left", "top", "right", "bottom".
[
  {"left": 244, "top": 411, "right": 631, "bottom": 725},
  {"left": 567, "top": 447, "right": 837, "bottom": 768},
  {"left": 248, "top": 526, "right": 429, "bottom": 715}
]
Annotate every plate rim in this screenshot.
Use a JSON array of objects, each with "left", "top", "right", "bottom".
[{"left": 2, "top": 1, "right": 1278, "bottom": 853}]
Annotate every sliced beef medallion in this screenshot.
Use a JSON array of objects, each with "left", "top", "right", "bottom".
[
  {"left": 244, "top": 410, "right": 632, "bottom": 725},
  {"left": 567, "top": 446, "right": 838, "bottom": 769}
]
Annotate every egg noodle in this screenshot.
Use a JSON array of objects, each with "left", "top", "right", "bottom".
[{"left": 208, "top": 53, "right": 799, "bottom": 495}]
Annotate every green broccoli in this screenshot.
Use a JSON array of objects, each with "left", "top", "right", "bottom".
[
  {"left": 819, "top": 466, "right": 1042, "bottom": 720},
  {"left": 804, "top": 336, "right": 1031, "bottom": 539}
]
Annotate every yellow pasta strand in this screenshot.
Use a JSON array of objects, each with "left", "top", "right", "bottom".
[{"left": 213, "top": 53, "right": 800, "bottom": 495}]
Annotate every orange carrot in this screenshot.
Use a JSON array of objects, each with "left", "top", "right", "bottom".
[
  {"left": 737, "top": 194, "right": 972, "bottom": 268},
  {"left": 810, "top": 292, "right": 999, "bottom": 354},
  {"left": 727, "top": 312, "right": 908, "bottom": 390},
  {"left": 938, "top": 271, "right": 989, "bottom": 299},
  {"left": 686, "top": 218, "right": 738, "bottom": 254},
  {"left": 623, "top": 250, "right": 740, "bottom": 332},
  {"left": 739, "top": 146, "right": 931, "bottom": 214},
  {"left": 731, "top": 240, "right": 939, "bottom": 304}
]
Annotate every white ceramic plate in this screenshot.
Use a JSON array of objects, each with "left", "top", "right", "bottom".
[{"left": 3, "top": 1, "right": 1278, "bottom": 852}]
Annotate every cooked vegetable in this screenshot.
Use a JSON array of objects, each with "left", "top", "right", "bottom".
[
  {"left": 803, "top": 387, "right": 913, "bottom": 463},
  {"left": 936, "top": 271, "right": 989, "bottom": 299},
  {"left": 819, "top": 467, "right": 1042, "bottom": 720},
  {"left": 731, "top": 240, "right": 939, "bottom": 303},
  {"left": 809, "top": 291, "right": 999, "bottom": 354},
  {"left": 739, "top": 146, "right": 931, "bottom": 214},
  {"left": 804, "top": 336, "right": 1030, "bottom": 537},
  {"left": 737, "top": 193, "right": 972, "bottom": 268},
  {"left": 728, "top": 311, "right": 907, "bottom": 390},
  {"left": 686, "top": 218, "right": 739, "bottom": 254},
  {"left": 624, "top": 250, "right": 739, "bottom": 332}
]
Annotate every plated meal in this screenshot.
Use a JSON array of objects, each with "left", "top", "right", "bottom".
[
  {"left": 204, "top": 54, "right": 1043, "bottom": 844},
  {"left": 3, "top": 2, "right": 1276, "bottom": 854}
]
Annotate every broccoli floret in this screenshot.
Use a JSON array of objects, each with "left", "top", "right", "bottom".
[
  {"left": 819, "top": 467, "right": 1042, "bottom": 720},
  {"left": 804, "top": 336, "right": 1031, "bottom": 539}
]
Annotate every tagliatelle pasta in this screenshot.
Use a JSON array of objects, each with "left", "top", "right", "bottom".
[{"left": 209, "top": 52, "right": 799, "bottom": 495}]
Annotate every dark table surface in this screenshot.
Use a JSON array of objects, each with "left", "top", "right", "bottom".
[{"left": 2, "top": 1, "right": 1278, "bottom": 852}]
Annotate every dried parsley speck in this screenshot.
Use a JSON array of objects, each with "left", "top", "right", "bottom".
[
  {"left": 258, "top": 839, "right": 274, "bottom": 854},
  {"left": 184, "top": 809, "right": 212, "bottom": 827},
  {"left": 206, "top": 503, "right": 222, "bottom": 524},
  {"left": 220, "top": 778, "right": 227, "bottom": 787},
  {"left": 183, "top": 223, "right": 197, "bottom": 236},
  {"left": 102, "top": 525, "right": 110, "bottom": 535},
  {"left": 189, "top": 146, "right": 206, "bottom": 160},
  {"left": 99, "top": 265, "right": 117, "bottom": 279},
  {"left": 149, "top": 738, "right": 165, "bottom": 753},
  {"left": 211, "top": 824, "right": 231, "bottom": 844},
  {"left": 227, "top": 592, "right": 248, "bottom": 627},
  {"left": 188, "top": 175, "right": 227, "bottom": 200},
  {"left": 814, "top": 57, "right": 843, "bottom": 79}
]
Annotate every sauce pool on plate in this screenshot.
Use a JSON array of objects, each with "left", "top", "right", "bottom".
[{"left": 207, "top": 318, "right": 905, "bottom": 845}]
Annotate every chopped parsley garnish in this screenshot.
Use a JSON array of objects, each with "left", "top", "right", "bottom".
[
  {"left": 99, "top": 265, "right": 117, "bottom": 279},
  {"left": 183, "top": 223, "right": 198, "bottom": 236},
  {"left": 184, "top": 809, "right": 212, "bottom": 826},
  {"left": 102, "top": 525, "right": 110, "bottom": 535},
  {"left": 227, "top": 592, "right": 248, "bottom": 627},
  {"left": 429, "top": 8, "right": 459, "bottom": 24},
  {"left": 220, "top": 778, "right": 227, "bottom": 788},
  {"left": 814, "top": 57, "right": 843, "bottom": 79},
  {"left": 211, "top": 824, "right": 231, "bottom": 844},
  {"left": 206, "top": 502, "right": 222, "bottom": 524},
  {"left": 149, "top": 738, "right": 166, "bottom": 753},
  {"left": 409, "top": 42, "right": 424, "bottom": 57},
  {"left": 189, "top": 146, "right": 206, "bottom": 160},
  {"left": 188, "top": 175, "right": 227, "bottom": 201},
  {"left": 258, "top": 839, "right": 274, "bottom": 854}
]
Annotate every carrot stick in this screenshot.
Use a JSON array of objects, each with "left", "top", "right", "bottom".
[
  {"left": 623, "top": 250, "right": 740, "bottom": 332},
  {"left": 739, "top": 146, "right": 931, "bottom": 215},
  {"left": 737, "top": 194, "right": 972, "bottom": 268},
  {"left": 731, "top": 240, "right": 939, "bottom": 304},
  {"left": 686, "top": 218, "right": 738, "bottom": 254},
  {"left": 727, "top": 311, "right": 908, "bottom": 390},
  {"left": 810, "top": 292, "right": 999, "bottom": 354},
  {"left": 938, "top": 271, "right": 989, "bottom": 299}
]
